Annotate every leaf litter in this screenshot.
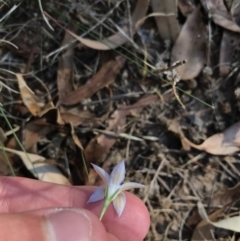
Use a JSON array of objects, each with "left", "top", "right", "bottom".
[{"left": 2, "top": 0, "right": 240, "bottom": 240}]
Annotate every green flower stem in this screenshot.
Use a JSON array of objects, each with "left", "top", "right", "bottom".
[{"left": 99, "top": 197, "right": 112, "bottom": 221}]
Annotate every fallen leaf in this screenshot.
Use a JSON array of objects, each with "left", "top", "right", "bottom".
[
  {"left": 135, "top": 13, "right": 175, "bottom": 32},
  {"left": 17, "top": 73, "right": 44, "bottom": 116},
  {"left": 59, "top": 56, "right": 126, "bottom": 106},
  {"left": 16, "top": 73, "right": 54, "bottom": 116},
  {"left": 0, "top": 147, "right": 70, "bottom": 185},
  {"left": 179, "top": 121, "right": 240, "bottom": 155},
  {"left": 219, "top": 30, "right": 240, "bottom": 76},
  {"left": 44, "top": 0, "right": 149, "bottom": 50},
  {"left": 205, "top": 0, "right": 240, "bottom": 32},
  {"left": 60, "top": 111, "right": 97, "bottom": 127},
  {"left": 219, "top": 0, "right": 240, "bottom": 76},
  {"left": 71, "top": 124, "right": 83, "bottom": 151},
  {"left": 151, "top": 0, "right": 179, "bottom": 41},
  {"left": 23, "top": 119, "right": 57, "bottom": 151},
  {"left": 171, "top": 6, "right": 206, "bottom": 80},
  {"left": 57, "top": 25, "right": 75, "bottom": 102},
  {"left": 198, "top": 201, "right": 240, "bottom": 232},
  {"left": 40, "top": 107, "right": 65, "bottom": 125}
]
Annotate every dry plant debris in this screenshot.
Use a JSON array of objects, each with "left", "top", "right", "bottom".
[
  {"left": 171, "top": 6, "right": 206, "bottom": 80},
  {"left": 151, "top": 0, "right": 179, "bottom": 41},
  {"left": 2, "top": 0, "right": 240, "bottom": 240},
  {"left": 179, "top": 121, "right": 240, "bottom": 155},
  {"left": 59, "top": 56, "right": 126, "bottom": 106}
]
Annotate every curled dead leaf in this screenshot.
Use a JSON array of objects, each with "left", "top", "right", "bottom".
[
  {"left": 16, "top": 74, "right": 54, "bottom": 116},
  {"left": 180, "top": 121, "right": 240, "bottom": 155},
  {"left": 17, "top": 73, "right": 44, "bottom": 116}
]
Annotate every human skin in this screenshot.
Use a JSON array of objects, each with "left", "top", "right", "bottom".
[{"left": 0, "top": 177, "right": 150, "bottom": 241}]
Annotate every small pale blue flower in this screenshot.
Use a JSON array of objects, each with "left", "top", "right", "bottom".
[{"left": 87, "top": 160, "right": 145, "bottom": 220}]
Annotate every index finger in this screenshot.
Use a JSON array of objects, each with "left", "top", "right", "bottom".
[{"left": 0, "top": 177, "right": 150, "bottom": 241}]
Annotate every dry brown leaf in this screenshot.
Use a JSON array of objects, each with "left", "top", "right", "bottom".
[
  {"left": 167, "top": 118, "right": 191, "bottom": 151},
  {"left": 180, "top": 121, "right": 240, "bottom": 155},
  {"left": 17, "top": 73, "right": 44, "bottom": 116},
  {"left": 60, "top": 91, "right": 113, "bottom": 126},
  {"left": 57, "top": 25, "right": 75, "bottom": 102},
  {"left": 219, "top": 30, "right": 240, "bottom": 76},
  {"left": 212, "top": 12, "right": 240, "bottom": 32},
  {"left": 151, "top": 0, "right": 179, "bottom": 41},
  {"left": 0, "top": 147, "right": 70, "bottom": 185},
  {"left": 23, "top": 119, "right": 57, "bottom": 151},
  {"left": 6, "top": 118, "right": 57, "bottom": 152},
  {"left": 118, "top": 95, "right": 158, "bottom": 115},
  {"left": 61, "top": 111, "right": 96, "bottom": 127},
  {"left": 218, "top": 0, "right": 240, "bottom": 76},
  {"left": 171, "top": 6, "right": 206, "bottom": 80},
  {"left": 71, "top": 124, "right": 84, "bottom": 151},
  {"left": 205, "top": 0, "right": 240, "bottom": 32},
  {"left": 84, "top": 95, "right": 158, "bottom": 165},
  {"left": 59, "top": 56, "right": 126, "bottom": 106},
  {"left": 16, "top": 73, "right": 54, "bottom": 116},
  {"left": 39, "top": 107, "right": 65, "bottom": 125},
  {"left": 44, "top": 0, "right": 149, "bottom": 50}
]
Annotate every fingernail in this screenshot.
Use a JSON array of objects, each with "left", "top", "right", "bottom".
[{"left": 46, "top": 208, "right": 92, "bottom": 241}]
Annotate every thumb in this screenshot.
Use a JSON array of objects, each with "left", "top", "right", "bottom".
[{"left": 0, "top": 208, "right": 119, "bottom": 241}]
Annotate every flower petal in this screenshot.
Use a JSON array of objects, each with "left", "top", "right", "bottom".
[
  {"left": 87, "top": 185, "right": 105, "bottom": 203},
  {"left": 107, "top": 183, "right": 121, "bottom": 198},
  {"left": 91, "top": 163, "right": 110, "bottom": 184},
  {"left": 113, "top": 192, "right": 126, "bottom": 216},
  {"left": 110, "top": 160, "right": 125, "bottom": 185},
  {"left": 120, "top": 182, "right": 146, "bottom": 192}
]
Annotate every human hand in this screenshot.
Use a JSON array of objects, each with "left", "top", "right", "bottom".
[{"left": 0, "top": 177, "right": 150, "bottom": 241}]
